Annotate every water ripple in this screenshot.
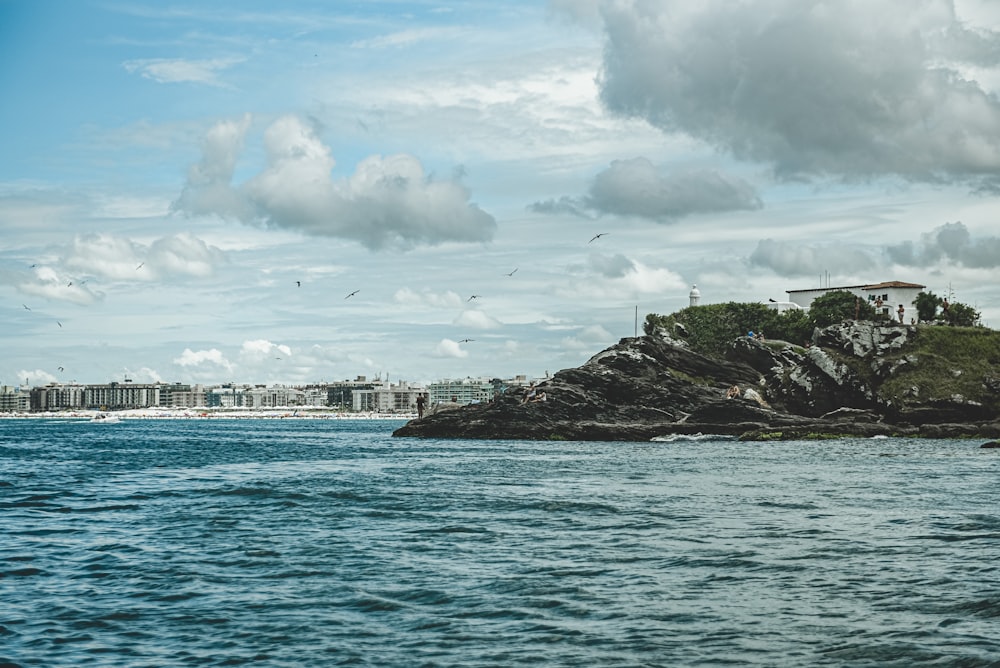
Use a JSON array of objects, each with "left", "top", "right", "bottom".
[{"left": 0, "top": 421, "right": 997, "bottom": 666}]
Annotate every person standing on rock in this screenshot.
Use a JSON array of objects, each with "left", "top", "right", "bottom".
[{"left": 897, "top": 304, "right": 905, "bottom": 324}]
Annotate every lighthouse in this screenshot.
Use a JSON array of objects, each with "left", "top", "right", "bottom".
[{"left": 689, "top": 284, "right": 701, "bottom": 307}]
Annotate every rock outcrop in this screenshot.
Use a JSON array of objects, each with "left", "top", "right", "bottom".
[{"left": 393, "top": 322, "right": 1000, "bottom": 441}]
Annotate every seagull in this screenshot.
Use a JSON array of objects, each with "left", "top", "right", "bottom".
[
  {"left": 22, "top": 304, "right": 30, "bottom": 310},
  {"left": 58, "top": 366, "right": 64, "bottom": 372},
  {"left": 57, "top": 321, "right": 62, "bottom": 328},
  {"left": 136, "top": 262, "right": 145, "bottom": 270},
  {"left": 589, "top": 233, "right": 608, "bottom": 243},
  {"left": 296, "top": 281, "right": 301, "bottom": 287},
  {"left": 467, "top": 294, "right": 481, "bottom": 302},
  {"left": 345, "top": 289, "right": 360, "bottom": 299},
  {"left": 67, "top": 281, "right": 73, "bottom": 287},
  {"left": 505, "top": 268, "right": 518, "bottom": 277},
  {"left": 459, "top": 338, "right": 475, "bottom": 343}
]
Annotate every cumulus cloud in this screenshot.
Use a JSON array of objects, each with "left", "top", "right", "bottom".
[
  {"left": 173, "top": 115, "right": 254, "bottom": 220},
  {"left": 886, "top": 221, "right": 1000, "bottom": 267},
  {"left": 750, "top": 239, "right": 878, "bottom": 277},
  {"left": 18, "top": 369, "right": 57, "bottom": 386},
  {"left": 596, "top": 0, "right": 1000, "bottom": 187},
  {"left": 64, "top": 232, "right": 225, "bottom": 281},
  {"left": 173, "top": 115, "right": 497, "bottom": 250},
  {"left": 173, "top": 348, "right": 234, "bottom": 372},
  {"left": 148, "top": 233, "right": 227, "bottom": 277},
  {"left": 17, "top": 264, "right": 101, "bottom": 305},
  {"left": 123, "top": 367, "right": 164, "bottom": 384},
  {"left": 559, "top": 253, "right": 687, "bottom": 299},
  {"left": 122, "top": 57, "right": 242, "bottom": 86},
  {"left": 432, "top": 338, "right": 470, "bottom": 358},
  {"left": 531, "top": 158, "right": 761, "bottom": 222},
  {"left": 240, "top": 339, "right": 292, "bottom": 361}
]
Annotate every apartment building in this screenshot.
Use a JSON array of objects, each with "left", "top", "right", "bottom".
[{"left": 0, "top": 385, "right": 31, "bottom": 412}]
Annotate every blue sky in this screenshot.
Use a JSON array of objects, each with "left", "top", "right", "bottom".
[{"left": 3, "top": 0, "right": 1000, "bottom": 388}]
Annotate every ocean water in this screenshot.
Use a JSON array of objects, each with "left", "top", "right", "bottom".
[{"left": 1, "top": 419, "right": 998, "bottom": 667}]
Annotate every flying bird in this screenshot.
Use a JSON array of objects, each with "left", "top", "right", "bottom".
[
  {"left": 458, "top": 338, "right": 475, "bottom": 343},
  {"left": 58, "top": 366, "right": 64, "bottom": 372},
  {"left": 589, "top": 233, "right": 608, "bottom": 243},
  {"left": 136, "top": 262, "right": 145, "bottom": 270},
  {"left": 67, "top": 281, "right": 73, "bottom": 287},
  {"left": 345, "top": 289, "right": 360, "bottom": 299},
  {"left": 22, "top": 304, "right": 30, "bottom": 310},
  {"left": 296, "top": 281, "right": 301, "bottom": 287},
  {"left": 505, "top": 268, "right": 518, "bottom": 277},
  {"left": 57, "top": 321, "right": 62, "bottom": 328},
  {"left": 467, "top": 294, "right": 481, "bottom": 302}
]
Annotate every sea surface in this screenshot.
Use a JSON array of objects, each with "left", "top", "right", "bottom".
[{"left": 1, "top": 419, "right": 998, "bottom": 667}]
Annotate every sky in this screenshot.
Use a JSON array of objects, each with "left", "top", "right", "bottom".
[{"left": 3, "top": 0, "right": 1000, "bottom": 388}]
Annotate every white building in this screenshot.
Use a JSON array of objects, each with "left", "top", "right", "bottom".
[
  {"left": 0, "top": 385, "right": 31, "bottom": 412},
  {"left": 429, "top": 378, "right": 497, "bottom": 405},
  {"left": 84, "top": 382, "right": 160, "bottom": 410},
  {"left": 352, "top": 381, "right": 423, "bottom": 413},
  {"left": 786, "top": 281, "right": 926, "bottom": 320},
  {"left": 244, "top": 385, "right": 306, "bottom": 408}
]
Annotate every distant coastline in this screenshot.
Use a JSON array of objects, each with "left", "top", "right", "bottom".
[{"left": 0, "top": 407, "right": 415, "bottom": 420}]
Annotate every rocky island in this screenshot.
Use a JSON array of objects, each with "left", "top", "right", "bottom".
[{"left": 393, "top": 320, "right": 1000, "bottom": 441}]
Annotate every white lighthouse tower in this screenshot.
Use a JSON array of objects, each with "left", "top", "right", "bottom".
[{"left": 689, "top": 284, "right": 701, "bottom": 307}]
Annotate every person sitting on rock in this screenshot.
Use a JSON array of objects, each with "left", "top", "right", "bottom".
[{"left": 726, "top": 385, "right": 741, "bottom": 399}]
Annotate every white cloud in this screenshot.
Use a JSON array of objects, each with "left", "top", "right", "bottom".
[
  {"left": 240, "top": 339, "right": 292, "bottom": 361},
  {"left": 432, "top": 338, "right": 469, "bottom": 358},
  {"left": 122, "top": 57, "right": 243, "bottom": 86},
  {"left": 173, "top": 114, "right": 254, "bottom": 220},
  {"left": 123, "top": 367, "right": 164, "bottom": 383},
  {"left": 17, "top": 264, "right": 101, "bottom": 305},
  {"left": 173, "top": 348, "right": 234, "bottom": 372},
  {"left": 17, "top": 369, "right": 57, "bottom": 386},
  {"left": 560, "top": 254, "right": 688, "bottom": 300},
  {"left": 173, "top": 115, "right": 498, "bottom": 250},
  {"left": 351, "top": 26, "right": 469, "bottom": 49},
  {"left": 63, "top": 232, "right": 225, "bottom": 281},
  {"left": 148, "top": 233, "right": 227, "bottom": 277}
]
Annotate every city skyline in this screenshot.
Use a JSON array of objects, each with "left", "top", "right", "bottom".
[{"left": 4, "top": 1, "right": 1000, "bottom": 388}]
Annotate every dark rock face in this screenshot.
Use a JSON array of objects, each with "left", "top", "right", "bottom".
[{"left": 393, "top": 323, "right": 1000, "bottom": 442}]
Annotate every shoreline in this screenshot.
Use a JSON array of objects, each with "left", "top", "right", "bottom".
[{"left": 0, "top": 408, "right": 416, "bottom": 420}]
